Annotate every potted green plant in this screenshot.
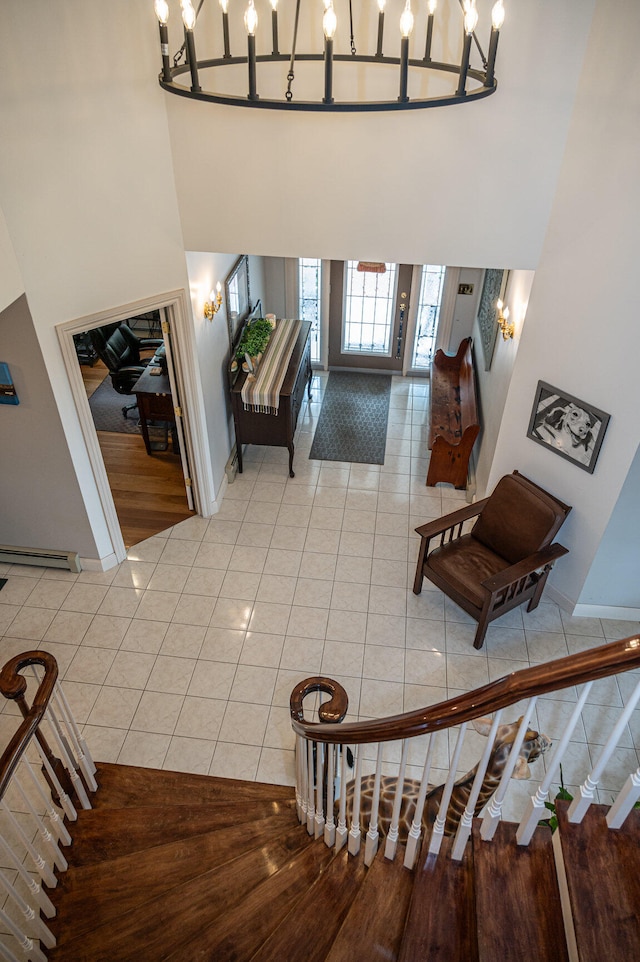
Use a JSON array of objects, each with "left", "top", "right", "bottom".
[{"left": 234, "top": 318, "right": 273, "bottom": 371}]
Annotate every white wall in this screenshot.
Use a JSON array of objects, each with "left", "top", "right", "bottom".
[
  {"left": 579, "top": 444, "right": 640, "bottom": 611},
  {"left": 488, "top": 0, "right": 640, "bottom": 610},
  {"left": 447, "top": 268, "right": 483, "bottom": 353},
  {"left": 0, "top": 208, "right": 23, "bottom": 314},
  {"left": 0, "top": 1, "right": 197, "bottom": 562},
  {"left": 474, "top": 270, "right": 534, "bottom": 496},
  {"left": 165, "top": 0, "right": 593, "bottom": 270}
]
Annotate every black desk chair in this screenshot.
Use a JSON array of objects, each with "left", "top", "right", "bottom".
[{"left": 89, "top": 323, "right": 163, "bottom": 418}]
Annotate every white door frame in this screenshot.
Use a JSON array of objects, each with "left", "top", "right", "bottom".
[{"left": 56, "top": 288, "right": 215, "bottom": 565}]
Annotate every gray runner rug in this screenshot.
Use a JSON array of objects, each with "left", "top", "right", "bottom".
[{"left": 309, "top": 371, "right": 392, "bottom": 465}]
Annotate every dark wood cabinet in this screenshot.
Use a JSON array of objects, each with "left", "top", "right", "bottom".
[{"left": 230, "top": 321, "right": 312, "bottom": 478}]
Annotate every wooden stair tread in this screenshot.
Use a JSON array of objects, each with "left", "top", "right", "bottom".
[
  {"left": 473, "top": 820, "right": 568, "bottom": 962},
  {"left": 556, "top": 800, "right": 640, "bottom": 961},
  {"left": 325, "top": 844, "right": 415, "bottom": 962},
  {"left": 249, "top": 846, "right": 368, "bottom": 962},
  {"left": 48, "top": 817, "right": 308, "bottom": 944},
  {"left": 91, "top": 761, "right": 294, "bottom": 808},
  {"left": 47, "top": 824, "right": 314, "bottom": 961},
  {"left": 398, "top": 835, "right": 478, "bottom": 962},
  {"left": 62, "top": 799, "right": 297, "bottom": 864},
  {"left": 162, "top": 840, "right": 336, "bottom": 961}
]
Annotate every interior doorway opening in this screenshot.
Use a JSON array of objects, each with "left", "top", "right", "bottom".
[{"left": 73, "top": 311, "right": 194, "bottom": 549}]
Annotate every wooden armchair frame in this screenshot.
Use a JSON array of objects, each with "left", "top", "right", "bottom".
[{"left": 413, "top": 498, "right": 569, "bottom": 650}]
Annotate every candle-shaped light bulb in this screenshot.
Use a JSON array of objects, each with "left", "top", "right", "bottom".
[
  {"left": 491, "top": 0, "right": 505, "bottom": 30},
  {"left": 182, "top": 1, "right": 196, "bottom": 30},
  {"left": 154, "top": 0, "right": 169, "bottom": 25},
  {"left": 428, "top": 0, "right": 437, "bottom": 14},
  {"left": 244, "top": 0, "right": 258, "bottom": 35},
  {"left": 323, "top": 4, "right": 337, "bottom": 40},
  {"left": 219, "top": 0, "right": 228, "bottom": 11},
  {"left": 377, "top": 0, "right": 386, "bottom": 11},
  {"left": 400, "top": 1, "right": 414, "bottom": 38},
  {"left": 496, "top": 299, "right": 503, "bottom": 312},
  {"left": 270, "top": 0, "right": 278, "bottom": 9},
  {"left": 503, "top": 306, "right": 510, "bottom": 320},
  {"left": 464, "top": 2, "right": 478, "bottom": 34}
]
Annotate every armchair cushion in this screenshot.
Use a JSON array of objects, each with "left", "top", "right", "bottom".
[
  {"left": 471, "top": 471, "right": 570, "bottom": 565},
  {"left": 427, "top": 534, "right": 507, "bottom": 609}
]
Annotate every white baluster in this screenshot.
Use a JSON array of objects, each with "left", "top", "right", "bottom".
[
  {"left": 568, "top": 677, "right": 640, "bottom": 823},
  {"left": 607, "top": 765, "right": 640, "bottom": 829},
  {"left": 295, "top": 734, "right": 306, "bottom": 823},
  {"left": 335, "top": 744, "right": 349, "bottom": 852},
  {"left": 315, "top": 741, "right": 325, "bottom": 838},
  {"left": 517, "top": 683, "right": 593, "bottom": 845},
  {"left": 0, "top": 906, "right": 47, "bottom": 962},
  {"left": 44, "top": 707, "right": 91, "bottom": 809},
  {"left": 385, "top": 739, "right": 409, "bottom": 862},
  {"left": 0, "top": 834, "right": 56, "bottom": 918},
  {"left": 12, "top": 772, "right": 68, "bottom": 872},
  {"left": 348, "top": 746, "right": 363, "bottom": 856},
  {"left": 480, "top": 698, "right": 537, "bottom": 841},
  {"left": 364, "top": 743, "right": 383, "bottom": 867},
  {"left": 32, "top": 737, "right": 77, "bottom": 821},
  {"left": 0, "top": 800, "right": 56, "bottom": 888},
  {"left": 53, "top": 678, "right": 97, "bottom": 779},
  {"left": 451, "top": 710, "right": 503, "bottom": 861},
  {"left": 324, "top": 744, "right": 336, "bottom": 848},
  {"left": 404, "top": 731, "right": 438, "bottom": 870},
  {"left": 0, "top": 927, "right": 21, "bottom": 962},
  {"left": 428, "top": 722, "right": 468, "bottom": 856},
  {"left": 0, "top": 869, "right": 56, "bottom": 949},
  {"left": 21, "top": 756, "right": 72, "bottom": 846},
  {"left": 306, "top": 739, "right": 315, "bottom": 835}
]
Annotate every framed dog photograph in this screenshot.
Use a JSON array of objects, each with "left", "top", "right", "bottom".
[{"left": 527, "top": 381, "right": 610, "bottom": 474}]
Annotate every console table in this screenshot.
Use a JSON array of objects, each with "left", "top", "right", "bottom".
[{"left": 230, "top": 321, "right": 312, "bottom": 478}]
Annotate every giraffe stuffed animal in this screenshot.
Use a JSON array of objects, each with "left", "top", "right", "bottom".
[{"left": 340, "top": 717, "right": 551, "bottom": 840}]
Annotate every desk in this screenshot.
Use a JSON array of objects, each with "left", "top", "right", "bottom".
[
  {"left": 230, "top": 321, "right": 312, "bottom": 478},
  {"left": 133, "top": 367, "right": 175, "bottom": 455}
]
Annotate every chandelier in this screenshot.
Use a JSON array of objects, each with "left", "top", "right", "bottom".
[{"left": 153, "top": 0, "right": 505, "bottom": 111}]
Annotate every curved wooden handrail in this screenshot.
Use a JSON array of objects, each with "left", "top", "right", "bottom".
[
  {"left": 0, "top": 650, "right": 58, "bottom": 800},
  {"left": 290, "top": 635, "right": 640, "bottom": 744},
  {"left": 290, "top": 676, "right": 349, "bottom": 724}
]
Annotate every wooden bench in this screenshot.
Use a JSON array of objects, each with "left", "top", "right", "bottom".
[{"left": 426, "top": 337, "right": 480, "bottom": 489}]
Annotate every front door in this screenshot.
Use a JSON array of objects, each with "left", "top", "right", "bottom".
[{"left": 327, "top": 261, "right": 414, "bottom": 372}]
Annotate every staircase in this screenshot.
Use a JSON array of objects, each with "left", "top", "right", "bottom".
[
  {"left": 39, "top": 762, "right": 638, "bottom": 962},
  {"left": 2, "top": 643, "right": 640, "bottom": 962}
]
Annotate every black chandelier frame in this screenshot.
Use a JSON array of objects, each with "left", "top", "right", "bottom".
[{"left": 155, "top": 1, "right": 503, "bottom": 113}]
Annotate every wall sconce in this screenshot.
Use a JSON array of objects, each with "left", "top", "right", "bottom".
[
  {"left": 204, "top": 282, "right": 222, "bottom": 320},
  {"left": 496, "top": 298, "right": 514, "bottom": 340}
]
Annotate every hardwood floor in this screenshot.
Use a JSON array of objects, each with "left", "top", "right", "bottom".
[{"left": 80, "top": 359, "right": 194, "bottom": 548}]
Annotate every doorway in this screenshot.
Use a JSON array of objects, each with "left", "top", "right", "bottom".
[
  {"left": 74, "top": 312, "right": 194, "bottom": 548},
  {"left": 57, "top": 290, "right": 214, "bottom": 564},
  {"left": 326, "top": 261, "right": 446, "bottom": 372}
]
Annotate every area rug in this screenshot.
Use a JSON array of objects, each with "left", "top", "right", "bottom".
[{"left": 309, "top": 371, "right": 391, "bottom": 465}]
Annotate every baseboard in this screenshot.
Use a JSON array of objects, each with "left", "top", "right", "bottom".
[
  {"left": 80, "top": 553, "right": 119, "bottom": 572},
  {"left": 572, "top": 602, "right": 640, "bottom": 621},
  {"left": 543, "top": 583, "right": 575, "bottom": 614}
]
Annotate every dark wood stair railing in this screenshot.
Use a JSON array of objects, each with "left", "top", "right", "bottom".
[{"left": 2, "top": 639, "right": 640, "bottom": 962}]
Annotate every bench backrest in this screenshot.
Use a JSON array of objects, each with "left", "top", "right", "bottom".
[{"left": 458, "top": 341, "right": 478, "bottom": 433}]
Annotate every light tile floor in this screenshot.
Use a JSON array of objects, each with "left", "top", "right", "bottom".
[{"left": 1, "top": 373, "right": 639, "bottom": 805}]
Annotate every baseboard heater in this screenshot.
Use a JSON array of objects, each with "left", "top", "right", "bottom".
[
  {"left": 0, "top": 545, "right": 82, "bottom": 573},
  {"left": 225, "top": 445, "right": 239, "bottom": 484}
]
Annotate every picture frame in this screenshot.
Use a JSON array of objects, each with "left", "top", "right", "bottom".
[
  {"left": 476, "top": 268, "right": 509, "bottom": 371},
  {"left": 224, "top": 254, "right": 251, "bottom": 347},
  {"left": 527, "top": 380, "right": 610, "bottom": 474}
]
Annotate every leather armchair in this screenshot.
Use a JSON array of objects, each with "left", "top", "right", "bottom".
[
  {"left": 413, "top": 471, "right": 571, "bottom": 649},
  {"left": 89, "top": 323, "right": 163, "bottom": 417}
]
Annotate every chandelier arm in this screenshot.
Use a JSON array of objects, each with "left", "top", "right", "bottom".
[
  {"left": 172, "top": 0, "right": 207, "bottom": 68},
  {"left": 455, "top": 0, "right": 487, "bottom": 68},
  {"left": 286, "top": 0, "right": 303, "bottom": 101},
  {"left": 349, "top": 0, "right": 357, "bottom": 56}
]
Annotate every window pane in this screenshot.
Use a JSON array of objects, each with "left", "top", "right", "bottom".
[
  {"left": 343, "top": 261, "right": 397, "bottom": 355},
  {"left": 298, "top": 258, "right": 321, "bottom": 364},
  {"left": 411, "top": 265, "right": 446, "bottom": 369}
]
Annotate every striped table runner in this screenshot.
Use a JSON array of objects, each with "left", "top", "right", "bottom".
[{"left": 241, "top": 318, "right": 302, "bottom": 415}]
